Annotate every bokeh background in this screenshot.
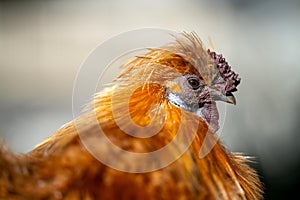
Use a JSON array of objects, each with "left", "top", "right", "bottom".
[{"left": 1, "top": 0, "right": 299, "bottom": 199}]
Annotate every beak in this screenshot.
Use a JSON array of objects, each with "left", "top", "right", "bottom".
[{"left": 208, "top": 88, "right": 236, "bottom": 105}]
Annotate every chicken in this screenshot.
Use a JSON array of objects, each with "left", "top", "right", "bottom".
[{"left": 0, "top": 32, "right": 263, "bottom": 199}]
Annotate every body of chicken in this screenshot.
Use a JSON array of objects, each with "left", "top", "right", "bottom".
[{"left": 0, "top": 32, "right": 263, "bottom": 200}]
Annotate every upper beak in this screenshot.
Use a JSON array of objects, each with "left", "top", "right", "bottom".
[
  {"left": 208, "top": 87, "right": 236, "bottom": 105},
  {"left": 215, "top": 93, "right": 236, "bottom": 105}
]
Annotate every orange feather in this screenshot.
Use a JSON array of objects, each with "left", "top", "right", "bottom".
[{"left": 0, "top": 32, "right": 263, "bottom": 199}]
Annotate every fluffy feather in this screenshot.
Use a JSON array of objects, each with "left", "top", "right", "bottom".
[{"left": 0, "top": 32, "right": 263, "bottom": 199}]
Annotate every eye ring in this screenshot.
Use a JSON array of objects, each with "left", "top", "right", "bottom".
[{"left": 187, "top": 77, "right": 201, "bottom": 90}]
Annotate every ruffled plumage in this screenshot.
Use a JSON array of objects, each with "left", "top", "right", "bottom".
[{"left": 0, "top": 32, "right": 263, "bottom": 199}]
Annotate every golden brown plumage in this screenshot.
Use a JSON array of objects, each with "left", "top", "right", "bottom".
[{"left": 0, "top": 32, "right": 263, "bottom": 199}]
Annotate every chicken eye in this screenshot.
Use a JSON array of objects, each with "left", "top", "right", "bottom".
[{"left": 187, "top": 78, "right": 200, "bottom": 90}]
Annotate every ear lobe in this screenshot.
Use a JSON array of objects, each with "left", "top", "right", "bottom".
[{"left": 165, "top": 80, "right": 182, "bottom": 94}]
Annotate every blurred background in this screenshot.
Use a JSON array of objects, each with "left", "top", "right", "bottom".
[{"left": 0, "top": 0, "right": 299, "bottom": 199}]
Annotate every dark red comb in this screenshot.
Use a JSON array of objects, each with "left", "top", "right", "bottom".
[{"left": 207, "top": 49, "right": 241, "bottom": 94}]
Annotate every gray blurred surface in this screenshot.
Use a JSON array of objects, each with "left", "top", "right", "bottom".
[{"left": 0, "top": 0, "right": 300, "bottom": 198}]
